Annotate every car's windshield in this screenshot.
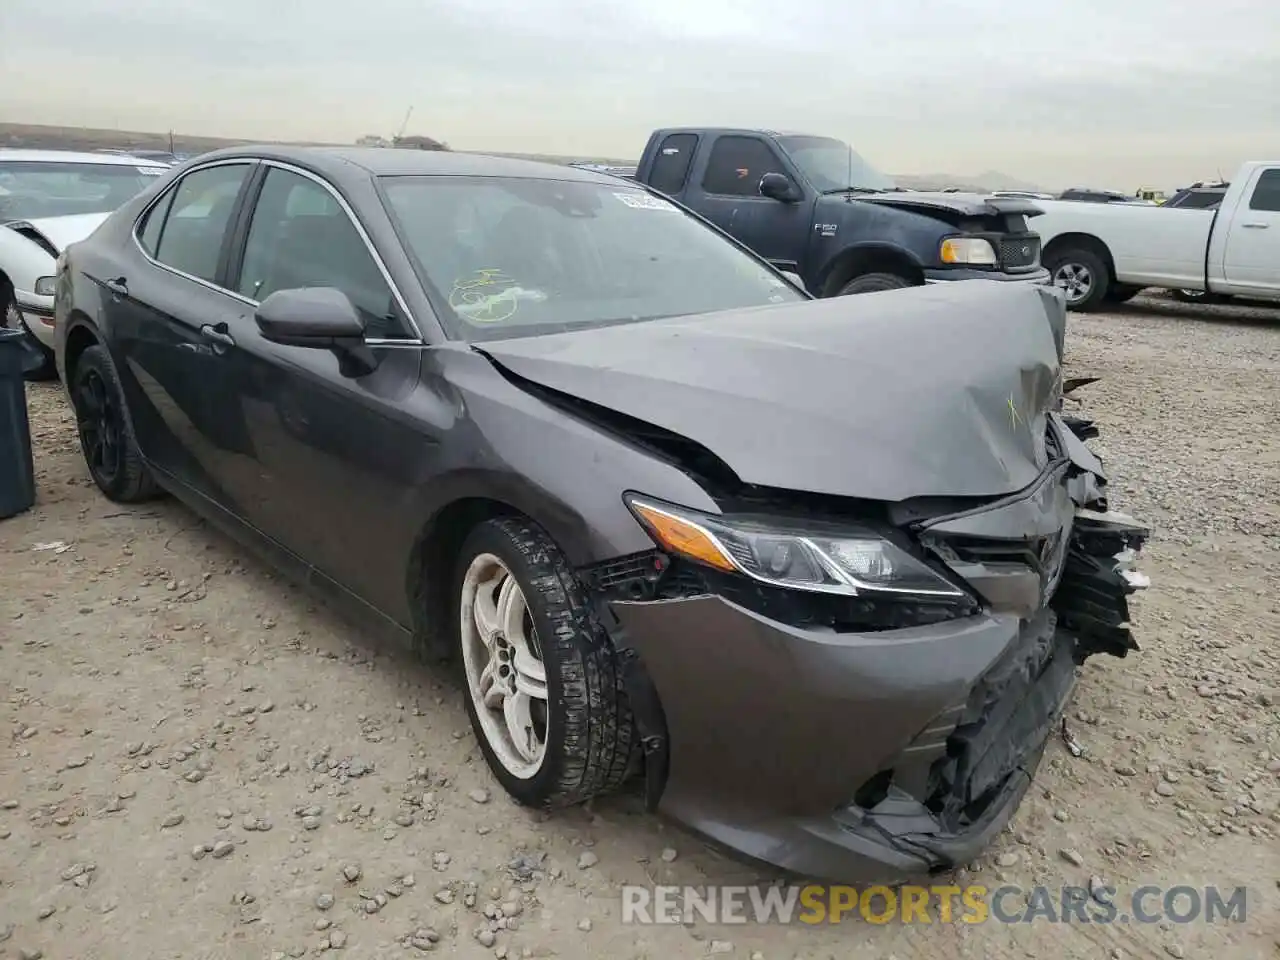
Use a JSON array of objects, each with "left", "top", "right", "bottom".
[
  {"left": 379, "top": 175, "right": 805, "bottom": 342},
  {"left": 775, "top": 135, "right": 897, "bottom": 193},
  {"left": 0, "top": 161, "right": 166, "bottom": 220}
]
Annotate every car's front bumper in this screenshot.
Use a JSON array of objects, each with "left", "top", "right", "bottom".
[
  {"left": 609, "top": 595, "right": 1076, "bottom": 883},
  {"left": 924, "top": 267, "right": 1050, "bottom": 285},
  {"left": 13, "top": 292, "right": 56, "bottom": 350}
]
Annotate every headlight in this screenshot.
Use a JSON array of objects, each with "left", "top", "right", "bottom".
[
  {"left": 625, "top": 494, "right": 967, "bottom": 600},
  {"left": 940, "top": 237, "right": 998, "bottom": 266},
  {"left": 34, "top": 276, "right": 57, "bottom": 297}
]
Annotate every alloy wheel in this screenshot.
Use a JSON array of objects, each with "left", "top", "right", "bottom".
[
  {"left": 459, "top": 553, "right": 550, "bottom": 778},
  {"left": 74, "top": 369, "right": 123, "bottom": 486},
  {"left": 1052, "top": 262, "right": 1093, "bottom": 305}
]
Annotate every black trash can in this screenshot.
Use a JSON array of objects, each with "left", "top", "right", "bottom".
[{"left": 0, "top": 327, "right": 38, "bottom": 519}]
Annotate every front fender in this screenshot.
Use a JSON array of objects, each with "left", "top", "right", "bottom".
[{"left": 0, "top": 227, "right": 55, "bottom": 291}]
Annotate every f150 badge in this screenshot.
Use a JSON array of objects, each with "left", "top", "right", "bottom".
[{"left": 815, "top": 223, "right": 838, "bottom": 237}]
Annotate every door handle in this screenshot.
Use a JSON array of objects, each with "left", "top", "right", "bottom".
[
  {"left": 199, "top": 323, "right": 236, "bottom": 348},
  {"left": 1241, "top": 222, "right": 1269, "bottom": 229},
  {"left": 103, "top": 276, "right": 128, "bottom": 297}
]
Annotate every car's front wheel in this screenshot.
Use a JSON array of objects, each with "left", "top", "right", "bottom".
[
  {"left": 454, "top": 516, "right": 638, "bottom": 806},
  {"left": 70, "top": 345, "right": 159, "bottom": 502}
]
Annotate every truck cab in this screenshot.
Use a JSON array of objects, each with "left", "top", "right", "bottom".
[{"left": 634, "top": 127, "right": 1050, "bottom": 297}]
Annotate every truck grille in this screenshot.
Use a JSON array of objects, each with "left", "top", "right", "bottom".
[{"left": 999, "top": 236, "right": 1041, "bottom": 270}]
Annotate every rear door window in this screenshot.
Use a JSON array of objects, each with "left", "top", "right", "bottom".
[
  {"left": 151, "top": 163, "right": 252, "bottom": 283},
  {"left": 647, "top": 133, "right": 698, "bottom": 195}
]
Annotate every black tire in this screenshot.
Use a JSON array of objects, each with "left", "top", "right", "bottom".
[
  {"left": 1104, "top": 284, "right": 1143, "bottom": 304},
  {"left": 453, "top": 515, "right": 639, "bottom": 808},
  {"left": 1172, "top": 289, "right": 1232, "bottom": 305},
  {"left": 1044, "top": 246, "right": 1110, "bottom": 311},
  {"left": 837, "top": 272, "right": 912, "bottom": 296},
  {"left": 70, "top": 344, "right": 160, "bottom": 502}
]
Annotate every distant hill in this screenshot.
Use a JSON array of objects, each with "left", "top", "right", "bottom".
[
  {"left": 894, "top": 170, "right": 1050, "bottom": 193},
  {"left": 0, "top": 122, "right": 633, "bottom": 167},
  {"left": 0, "top": 122, "right": 1043, "bottom": 192}
]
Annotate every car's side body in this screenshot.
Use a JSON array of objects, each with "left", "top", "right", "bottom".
[
  {"left": 55, "top": 148, "right": 719, "bottom": 651},
  {"left": 55, "top": 145, "right": 1149, "bottom": 884},
  {"left": 1034, "top": 161, "right": 1280, "bottom": 308}
]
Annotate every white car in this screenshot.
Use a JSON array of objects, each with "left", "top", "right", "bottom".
[
  {"left": 1033, "top": 160, "right": 1280, "bottom": 311},
  {"left": 1, "top": 149, "right": 169, "bottom": 378}
]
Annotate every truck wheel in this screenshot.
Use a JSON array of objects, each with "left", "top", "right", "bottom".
[
  {"left": 837, "top": 272, "right": 912, "bottom": 295},
  {"left": 1045, "top": 247, "right": 1110, "bottom": 311},
  {"left": 453, "top": 516, "right": 639, "bottom": 808},
  {"left": 1172, "top": 289, "right": 1232, "bottom": 305}
]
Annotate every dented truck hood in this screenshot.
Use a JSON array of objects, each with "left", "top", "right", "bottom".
[
  {"left": 857, "top": 191, "right": 1045, "bottom": 219},
  {"left": 478, "top": 281, "right": 1071, "bottom": 503}
]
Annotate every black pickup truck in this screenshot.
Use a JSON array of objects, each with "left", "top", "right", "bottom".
[{"left": 634, "top": 128, "right": 1050, "bottom": 296}]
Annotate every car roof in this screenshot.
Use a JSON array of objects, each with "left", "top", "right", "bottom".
[
  {"left": 0, "top": 148, "right": 170, "bottom": 167},
  {"left": 186, "top": 144, "right": 630, "bottom": 186}
]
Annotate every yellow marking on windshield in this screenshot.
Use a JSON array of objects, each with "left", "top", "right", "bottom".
[{"left": 449, "top": 268, "right": 521, "bottom": 323}]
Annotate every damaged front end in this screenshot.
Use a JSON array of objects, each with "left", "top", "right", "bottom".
[
  {"left": 827, "top": 390, "right": 1150, "bottom": 872},
  {"left": 578, "top": 378, "right": 1150, "bottom": 880}
]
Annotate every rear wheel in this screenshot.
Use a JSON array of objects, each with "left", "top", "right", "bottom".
[
  {"left": 1172, "top": 288, "right": 1232, "bottom": 305},
  {"left": 454, "top": 516, "right": 638, "bottom": 807},
  {"left": 1045, "top": 246, "right": 1110, "bottom": 311},
  {"left": 837, "top": 272, "right": 912, "bottom": 296},
  {"left": 70, "top": 345, "right": 159, "bottom": 502}
]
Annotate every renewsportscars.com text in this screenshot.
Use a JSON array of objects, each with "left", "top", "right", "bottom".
[{"left": 620, "top": 884, "right": 1249, "bottom": 926}]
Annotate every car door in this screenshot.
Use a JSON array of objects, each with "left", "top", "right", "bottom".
[
  {"left": 691, "top": 134, "right": 813, "bottom": 273},
  {"left": 1219, "top": 167, "right": 1280, "bottom": 295},
  {"left": 104, "top": 159, "right": 260, "bottom": 504},
  {"left": 209, "top": 162, "right": 437, "bottom": 616}
]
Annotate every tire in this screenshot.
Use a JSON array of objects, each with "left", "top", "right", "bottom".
[
  {"left": 1, "top": 285, "right": 56, "bottom": 381},
  {"left": 836, "top": 272, "right": 912, "bottom": 296},
  {"left": 69, "top": 344, "right": 160, "bottom": 502},
  {"left": 1173, "top": 289, "right": 1232, "bottom": 305},
  {"left": 1104, "top": 284, "right": 1143, "bottom": 304},
  {"left": 453, "top": 515, "right": 639, "bottom": 808},
  {"left": 1045, "top": 246, "right": 1110, "bottom": 311}
]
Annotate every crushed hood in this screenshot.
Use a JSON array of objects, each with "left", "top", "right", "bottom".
[
  {"left": 858, "top": 191, "right": 1045, "bottom": 219},
  {"left": 478, "top": 281, "right": 1070, "bottom": 503},
  {"left": 3, "top": 212, "right": 110, "bottom": 253}
]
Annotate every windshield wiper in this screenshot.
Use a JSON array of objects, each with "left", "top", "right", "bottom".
[{"left": 821, "top": 186, "right": 905, "bottom": 195}]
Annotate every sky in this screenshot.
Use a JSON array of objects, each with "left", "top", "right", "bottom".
[{"left": 1, "top": 0, "right": 1276, "bottom": 190}]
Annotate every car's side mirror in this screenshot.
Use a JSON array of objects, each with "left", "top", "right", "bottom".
[
  {"left": 759, "top": 172, "right": 802, "bottom": 203},
  {"left": 255, "top": 286, "right": 377, "bottom": 378}
]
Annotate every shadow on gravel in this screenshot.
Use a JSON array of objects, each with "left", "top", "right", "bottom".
[{"left": 1114, "top": 294, "right": 1280, "bottom": 329}]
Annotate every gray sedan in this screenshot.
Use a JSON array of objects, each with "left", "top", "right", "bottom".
[{"left": 53, "top": 145, "right": 1149, "bottom": 882}]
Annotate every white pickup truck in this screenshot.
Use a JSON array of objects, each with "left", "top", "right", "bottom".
[{"left": 1033, "top": 161, "right": 1280, "bottom": 311}]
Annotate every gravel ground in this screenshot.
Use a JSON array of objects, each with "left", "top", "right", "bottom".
[{"left": 2, "top": 294, "right": 1278, "bottom": 960}]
